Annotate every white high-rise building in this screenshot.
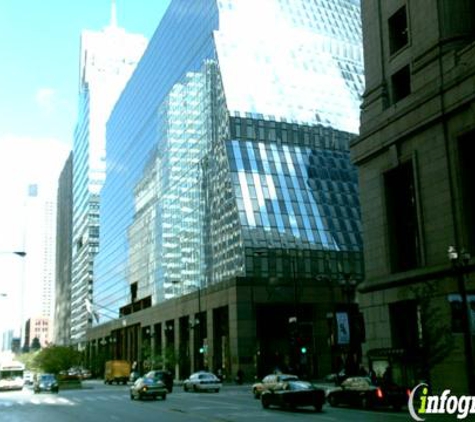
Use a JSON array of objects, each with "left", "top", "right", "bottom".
[{"left": 70, "top": 2, "right": 148, "bottom": 345}]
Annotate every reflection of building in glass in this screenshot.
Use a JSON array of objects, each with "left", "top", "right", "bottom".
[
  {"left": 70, "top": 5, "right": 148, "bottom": 346},
  {"left": 89, "top": 0, "right": 365, "bottom": 380}
]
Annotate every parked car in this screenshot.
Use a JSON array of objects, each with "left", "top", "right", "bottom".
[
  {"left": 80, "top": 368, "right": 92, "bottom": 379},
  {"left": 144, "top": 370, "right": 173, "bottom": 393},
  {"left": 34, "top": 373, "right": 59, "bottom": 394},
  {"left": 327, "top": 376, "right": 410, "bottom": 410},
  {"left": 325, "top": 370, "right": 348, "bottom": 385},
  {"left": 183, "top": 371, "right": 221, "bottom": 393},
  {"left": 252, "top": 373, "right": 299, "bottom": 399},
  {"left": 261, "top": 379, "right": 326, "bottom": 412},
  {"left": 130, "top": 375, "right": 167, "bottom": 401}
]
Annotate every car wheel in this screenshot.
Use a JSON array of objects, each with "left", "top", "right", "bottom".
[
  {"left": 328, "top": 394, "right": 338, "bottom": 407},
  {"left": 215, "top": 388, "right": 219, "bottom": 393},
  {"left": 183, "top": 384, "right": 188, "bottom": 392},
  {"left": 162, "top": 394, "right": 167, "bottom": 400},
  {"left": 193, "top": 385, "right": 198, "bottom": 392},
  {"left": 314, "top": 402, "right": 323, "bottom": 412},
  {"left": 130, "top": 393, "right": 134, "bottom": 400},
  {"left": 253, "top": 388, "right": 259, "bottom": 399},
  {"left": 360, "top": 396, "right": 371, "bottom": 409},
  {"left": 261, "top": 395, "right": 270, "bottom": 409}
]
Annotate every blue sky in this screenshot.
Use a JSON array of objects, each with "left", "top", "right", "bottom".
[
  {"left": 0, "top": 0, "right": 171, "bottom": 149},
  {"left": 0, "top": 0, "right": 170, "bottom": 299}
]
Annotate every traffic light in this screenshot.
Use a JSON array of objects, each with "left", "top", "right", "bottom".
[{"left": 300, "top": 346, "right": 307, "bottom": 354}]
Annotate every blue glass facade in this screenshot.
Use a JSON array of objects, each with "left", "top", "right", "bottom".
[{"left": 93, "top": 0, "right": 364, "bottom": 324}]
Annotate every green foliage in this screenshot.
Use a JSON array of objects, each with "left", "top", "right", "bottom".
[
  {"left": 164, "top": 345, "right": 177, "bottom": 371},
  {"left": 17, "top": 351, "right": 41, "bottom": 372},
  {"left": 30, "top": 337, "right": 41, "bottom": 351},
  {"left": 33, "top": 346, "right": 82, "bottom": 375}
]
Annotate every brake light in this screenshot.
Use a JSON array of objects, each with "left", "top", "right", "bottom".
[{"left": 376, "top": 388, "right": 384, "bottom": 399}]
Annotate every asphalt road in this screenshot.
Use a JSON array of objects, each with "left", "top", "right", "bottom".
[{"left": 0, "top": 380, "right": 453, "bottom": 422}]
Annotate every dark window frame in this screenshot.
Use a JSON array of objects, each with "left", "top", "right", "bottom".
[
  {"left": 458, "top": 131, "right": 475, "bottom": 252},
  {"left": 389, "top": 300, "right": 420, "bottom": 350},
  {"left": 384, "top": 160, "right": 421, "bottom": 272},
  {"left": 388, "top": 5, "right": 409, "bottom": 55},
  {"left": 391, "top": 65, "right": 411, "bottom": 103}
]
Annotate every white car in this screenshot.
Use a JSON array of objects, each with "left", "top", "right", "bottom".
[
  {"left": 183, "top": 371, "right": 221, "bottom": 392},
  {"left": 23, "top": 371, "right": 34, "bottom": 385}
]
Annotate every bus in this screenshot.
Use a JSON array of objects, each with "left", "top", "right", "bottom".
[{"left": 0, "top": 359, "right": 25, "bottom": 391}]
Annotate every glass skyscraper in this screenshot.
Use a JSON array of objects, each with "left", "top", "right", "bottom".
[
  {"left": 90, "top": 0, "right": 364, "bottom": 379},
  {"left": 70, "top": 6, "right": 148, "bottom": 345}
]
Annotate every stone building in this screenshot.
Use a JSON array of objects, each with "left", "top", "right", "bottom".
[{"left": 353, "top": 0, "right": 475, "bottom": 393}]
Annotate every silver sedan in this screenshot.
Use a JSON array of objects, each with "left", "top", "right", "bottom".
[{"left": 183, "top": 371, "right": 221, "bottom": 393}]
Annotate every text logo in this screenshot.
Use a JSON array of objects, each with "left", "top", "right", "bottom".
[{"left": 408, "top": 383, "right": 475, "bottom": 420}]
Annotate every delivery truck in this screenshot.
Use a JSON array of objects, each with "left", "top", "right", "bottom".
[{"left": 104, "top": 360, "right": 131, "bottom": 385}]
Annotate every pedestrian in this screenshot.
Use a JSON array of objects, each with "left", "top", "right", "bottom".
[
  {"left": 368, "top": 368, "right": 377, "bottom": 385},
  {"left": 217, "top": 368, "right": 224, "bottom": 382},
  {"left": 236, "top": 369, "right": 244, "bottom": 385},
  {"left": 382, "top": 365, "right": 393, "bottom": 387}
]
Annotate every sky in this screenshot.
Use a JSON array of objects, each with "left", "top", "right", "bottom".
[
  {"left": 0, "top": 0, "right": 171, "bottom": 150},
  {"left": 0, "top": 0, "right": 170, "bottom": 247},
  {"left": 0, "top": 0, "right": 171, "bottom": 342}
]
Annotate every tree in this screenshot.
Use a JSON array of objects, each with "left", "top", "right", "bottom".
[
  {"left": 17, "top": 351, "right": 41, "bottom": 372},
  {"left": 33, "top": 346, "right": 82, "bottom": 375},
  {"left": 30, "top": 337, "right": 41, "bottom": 352},
  {"left": 410, "top": 282, "right": 455, "bottom": 383}
]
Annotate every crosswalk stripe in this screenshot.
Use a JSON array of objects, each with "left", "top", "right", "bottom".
[{"left": 0, "top": 393, "right": 129, "bottom": 407}]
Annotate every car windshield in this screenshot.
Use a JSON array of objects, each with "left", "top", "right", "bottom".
[
  {"left": 198, "top": 373, "right": 216, "bottom": 380},
  {"left": 40, "top": 375, "right": 55, "bottom": 382},
  {"left": 143, "top": 377, "right": 158, "bottom": 385},
  {"left": 286, "top": 381, "right": 312, "bottom": 391},
  {"left": 342, "top": 377, "right": 371, "bottom": 389},
  {"left": 280, "top": 375, "right": 299, "bottom": 382}
]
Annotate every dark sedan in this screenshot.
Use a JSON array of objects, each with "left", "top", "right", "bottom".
[
  {"left": 34, "top": 374, "right": 59, "bottom": 394},
  {"left": 261, "top": 380, "right": 325, "bottom": 412},
  {"left": 130, "top": 376, "right": 167, "bottom": 400},
  {"left": 327, "top": 376, "right": 410, "bottom": 410}
]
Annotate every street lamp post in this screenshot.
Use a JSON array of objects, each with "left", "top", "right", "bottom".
[
  {"left": 339, "top": 273, "right": 358, "bottom": 306},
  {"left": 448, "top": 246, "right": 475, "bottom": 394},
  {"left": 189, "top": 285, "right": 204, "bottom": 369}
]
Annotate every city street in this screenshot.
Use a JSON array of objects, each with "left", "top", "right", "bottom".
[{"left": 0, "top": 380, "right": 420, "bottom": 422}]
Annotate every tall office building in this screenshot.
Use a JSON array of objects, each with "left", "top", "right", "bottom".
[
  {"left": 70, "top": 4, "right": 148, "bottom": 345},
  {"left": 21, "top": 183, "right": 58, "bottom": 349},
  {"left": 353, "top": 0, "right": 475, "bottom": 393},
  {"left": 88, "top": 0, "right": 365, "bottom": 380},
  {"left": 54, "top": 153, "right": 73, "bottom": 345}
]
